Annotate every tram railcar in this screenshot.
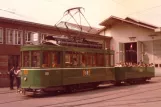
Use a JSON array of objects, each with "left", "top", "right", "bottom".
[
  {"left": 20, "top": 44, "right": 115, "bottom": 94},
  {"left": 20, "top": 37, "right": 154, "bottom": 94},
  {"left": 114, "top": 67, "right": 154, "bottom": 85}
]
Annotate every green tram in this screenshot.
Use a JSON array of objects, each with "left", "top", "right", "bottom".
[
  {"left": 20, "top": 39, "right": 154, "bottom": 94},
  {"left": 20, "top": 44, "right": 115, "bottom": 94}
]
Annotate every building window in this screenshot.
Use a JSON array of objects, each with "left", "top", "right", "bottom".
[
  {"left": 25, "top": 31, "right": 32, "bottom": 43},
  {"left": 15, "top": 30, "right": 23, "bottom": 44},
  {"left": 0, "top": 28, "right": 3, "bottom": 44},
  {"left": 25, "top": 31, "right": 39, "bottom": 44},
  {"left": 40, "top": 33, "right": 56, "bottom": 43},
  {"left": 41, "top": 33, "right": 48, "bottom": 42},
  {"left": 6, "top": 28, "right": 23, "bottom": 45}
]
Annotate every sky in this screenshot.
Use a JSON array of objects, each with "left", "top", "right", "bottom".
[{"left": 1, "top": 0, "right": 161, "bottom": 28}]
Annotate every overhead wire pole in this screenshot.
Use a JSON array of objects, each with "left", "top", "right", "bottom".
[
  {"left": 65, "top": 11, "right": 79, "bottom": 22},
  {"left": 54, "top": 14, "right": 67, "bottom": 36},
  {"left": 78, "top": 9, "right": 82, "bottom": 38},
  {"left": 68, "top": 11, "right": 81, "bottom": 30},
  {"left": 55, "top": 9, "right": 81, "bottom": 37},
  {"left": 55, "top": 7, "right": 83, "bottom": 37},
  {"left": 66, "top": 8, "right": 81, "bottom": 37},
  {"left": 55, "top": 7, "right": 93, "bottom": 39},
  {"left": 79, "top": 11, "right": 92, "bottom": 32},
  {"left": 66, "top": 7, "right": 84, "bottom": 38}
]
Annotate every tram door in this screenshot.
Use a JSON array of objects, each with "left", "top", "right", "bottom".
[
  {"left": 125, "top": 42, "right": 137, "bottom": 63},
  {"left": 119, "top": 43, "right": 125, "bottom": 63}
]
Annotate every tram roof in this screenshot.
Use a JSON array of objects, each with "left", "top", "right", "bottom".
[{"left": 21, "top": 44, "right": 114, "bottom": 54}]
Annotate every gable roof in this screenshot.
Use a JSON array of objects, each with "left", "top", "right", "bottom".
[
  {"left": 125, "top": 17, "right": 158, "bottom": 28},
  {"left": 98, "top": 16, "right": 158, "bottom": 33}
]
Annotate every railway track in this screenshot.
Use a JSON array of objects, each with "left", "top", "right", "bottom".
[
  {"left": 40, "top": 87, "right": 161, "bottom": 107},
  {"left": 0, "top": 91, "right": 15, "bottom": 94},
  {"left": 0, "top": 93, "right": 32, "bottom": 105},
  {"left": 35, "top": 81, "right": 161, "bottom": 107},
  {"left": 0, "top": 78, "right": 160, "bottom": 107}
]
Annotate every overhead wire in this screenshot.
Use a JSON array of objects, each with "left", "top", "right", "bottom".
[
  {"left": 110, "top": 0, "right": 161, "bottom": 18},
  {"left": 2, "top": 0, "right": 161, "bottom": 27},
  {"left": 112, "top": 0, "right": 128, "bottom": 4},
  {"left": 0, "top": 8, "right": 23, "bottom": 17},
  {"left": 0, "top": 8, "right": 36, "bottom": 21},
  {"left": 127, "top": 4, "right": 161, "bottom": 16}
]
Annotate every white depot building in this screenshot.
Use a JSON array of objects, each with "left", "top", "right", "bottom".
[{"left": 98, "top": 16, "right": 161, "bottom": 74}]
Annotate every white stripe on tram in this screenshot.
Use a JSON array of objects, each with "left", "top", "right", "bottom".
[{"left": 21, "top": 67, "right": 114, "bottom": 70}]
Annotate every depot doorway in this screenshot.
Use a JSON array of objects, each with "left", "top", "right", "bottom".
[{"left": 125, "top": 42, "right": 137, "bottom": 63}]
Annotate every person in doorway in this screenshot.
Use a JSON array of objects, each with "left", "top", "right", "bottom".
[
  {"left": 81, "top": 60, "right": 86, "bottom": 67},
  {"left": 9, "top": 66, "right": 15, "bottom": 90},
  {"left": 14, "top": 66, "right": 21, "bottom": 92},
  {"left": 73, "top": 58, "right": 78, "bottom": 66}
]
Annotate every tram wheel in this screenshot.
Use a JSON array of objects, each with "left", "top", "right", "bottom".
[
  {"left": 66, "top": 85, "right": 77, "bottom": 93},
  {"left": 114, "top": 81, "right": 122, "bottom": 86}
]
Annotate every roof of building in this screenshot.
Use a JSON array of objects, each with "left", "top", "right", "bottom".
[
  {"left": 0, "top": 16, "right": 110, "bottom": 40},
  {"left": 125, "top": 17, "right": 158, "bottom": 28},
  {"left": 98, "top": 16, "right": 158, "bottom": 33}
]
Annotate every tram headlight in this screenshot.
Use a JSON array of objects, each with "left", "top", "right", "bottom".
[
  {"left": 24, "top": 70, "right": 28, "bottom": 75},
  {"left": 24, "top": 77, "right": 27, "bottom": 81}
]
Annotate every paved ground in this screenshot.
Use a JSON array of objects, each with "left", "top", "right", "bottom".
[
  {"left": 0, "top": 87, "right": 16, "bottom": 94},
  {"left": 0, "top": 77, "right": 161, "bottom": 107}
]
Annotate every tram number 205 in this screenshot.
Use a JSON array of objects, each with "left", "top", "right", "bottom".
[{"left": 83, "top": 70, "right": 91, "bottom": 76}]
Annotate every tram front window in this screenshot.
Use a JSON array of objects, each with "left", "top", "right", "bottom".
[
  {"left": 110, "top": 54, "right": 114, "bottom": 67},
  {"left": 23, "top": 51, "right": 29, "bottom": 67},
  {"left": 106, "top": 55, "right": 110, "bottom": 66},
  {"left": 31, "top": 51, "right": 40, "bottom": 67}
]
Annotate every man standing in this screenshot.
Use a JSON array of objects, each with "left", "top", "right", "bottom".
[
  {"left": 14, "top": 66, "right": 21, "bottom": 92},
  {"left": 9, "top": 66, "right": 15, "bottom": 90}
]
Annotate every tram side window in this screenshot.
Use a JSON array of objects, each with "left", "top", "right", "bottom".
[
  {"left": 80, "top": 53, "right": 97, "bottom": 67},
  {"left": 31, "top": 51, "right": 40, "bottom": 67},
  {"left": 65, "top": 53, "right": 71, "bottom": 67},
  {"left": 92, "top": 54, "right": 96, "bottom": 66},
  {"left": 72, "top": 54, "right": 79, "bottom": 67},
  {"left": 80, "top": 53, "right": 86, "bottom": 67},
  {"left": 51, "top": 52, "right": 60, "bottom": 67},
  {"left": 23, "top": 51, "right": 29, "bottom": 67},
  {"left": 42, "top": 51, "right": 51, "bottom": 68},
  {"left": 87, "top": 53, "right": 92, "bottom": 67},
  {"left": 65, "top": 52, "right": 79, "bottom": 67}
]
